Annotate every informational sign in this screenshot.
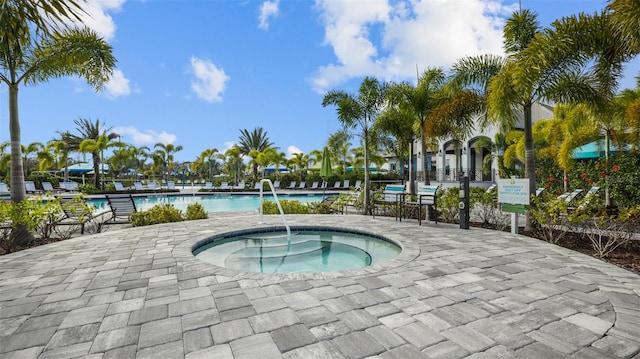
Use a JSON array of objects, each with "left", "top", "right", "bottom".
[{"left": 497, "top": 178, "right": 530, "bottom": 205}]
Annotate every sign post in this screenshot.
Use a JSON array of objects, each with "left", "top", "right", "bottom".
[{"left": 497, "top": 178, "right": 530, "bottom": 234}]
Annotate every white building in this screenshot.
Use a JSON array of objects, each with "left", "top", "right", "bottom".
[{"left": 382, "top": 103, "right": 555, "bottom": 186}]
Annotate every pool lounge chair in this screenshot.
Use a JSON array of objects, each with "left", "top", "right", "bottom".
[
  {"left": 133, "top": 182, "right": 145, "bottom": 191},
  {"left": 113, "top": 182, "right": 127, "bottom": 191},
  {"left": 253, "top": 182, "right": 262, "bottom": 190},
  {"left": 354, "top": 180, "right": 362, "bottom": 190},
  {"left": 61, "top": 181, "right": 79, "bottom": 192},
  {"left": 204, "top": 182, "right": 213, "bottom": 190},
  {"left": 287, "top": 181, "right": 297, "bottom": 190},
  {"left": 147, "top": 182, "right": 159, "bottom": 191},
  {"left": 219, "top": 182, "right": 229, "bottom": 190},
  {"left": 104, "top": 194, "right": 138, "bottom": 224},
  {"left": 297, "top": 181, "right": 306, "bottom": 190},
  {"left": 42, "top": 181, "right": 57, "bottom": 193},
  {"left": 25, "top": 181, "right": 39, "bottom": 194},
  {"left": 332, "top": 181, "right": 341, "bottom": 189},
  {"left": 272, "top": 180, "right": 280, "bottom": 190},
  {"left": 310, "top": 181, "right": 319, "bottom": 190},
  {"left": 343, "top": 179, "right": 350, "bottom": 189},
  {"left": 57, "top": 196, "right": 110, "bottom": 234},
  {"left": 235, "top": 181, "right": 245, "bottom": 190},
  {"left": 167, "top": 181, "right": 176, "bottom": 190},
  {"left": 0, "top": 182, "right": 9, "bottom": 198}
]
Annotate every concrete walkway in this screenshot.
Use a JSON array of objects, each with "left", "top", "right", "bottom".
[{"left": 0, "top": 213, "right": 639, "bottom": 358}]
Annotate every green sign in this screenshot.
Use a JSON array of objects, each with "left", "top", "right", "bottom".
[{"left": 501, "top": 203, "right": 525, "bottom": 214}]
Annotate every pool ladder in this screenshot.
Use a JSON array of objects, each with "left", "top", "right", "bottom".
[{"left": 258, "top": 179, "right": 291, "bottom": 238}]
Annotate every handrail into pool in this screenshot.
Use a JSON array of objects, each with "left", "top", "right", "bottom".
[{"left": 258, "top": 179, "right": 291, "bottom": 238}]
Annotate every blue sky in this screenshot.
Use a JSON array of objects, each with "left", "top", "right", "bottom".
[{"left": 2, "top": 0, "right": 639, "bottom": 162}]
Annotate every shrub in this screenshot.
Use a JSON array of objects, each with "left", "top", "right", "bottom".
[
  {"left": 529, "top": 192, "right": 575, "bottom": 243},
  {"left": 437, "top": 187, "right": 460, "bottom": 223},
  {"left": 262, "top": 199, "right": 310, "bottom": 214},
  {"left": 186, "top": 203, "right": 208, "bottom": 220},
  {"left": 131, "top": 203, "right": 184, "bottom": 227},
  {"left": 0, "top": 200, "right": 47, "bottom": 253}
]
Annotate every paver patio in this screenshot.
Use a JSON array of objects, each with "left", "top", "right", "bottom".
[{"left": 1, "top": 212, "right": 639, "bottom": 358}]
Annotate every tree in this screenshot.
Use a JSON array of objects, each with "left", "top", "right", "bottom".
[
  {"left": 192, "top": 148, "right": 219, "bottom": 180},
  {"left": 224, "top": 146, "right": 243, "bottom": 185},
  {"left": 154, "top": 143, "right": 184, "bottom": 182},
  {"left": 326, "top": 130, "right": 351, "bottom": 175},
  {"left": 79, "top": 134, "right": 121, "bottom": 189},
  {"left": 21, "top": 142, "right": 43, "bottom": 177},
  {"left": 288, "top": 152, "right": 309, "bottom": 182},
  {"left": 323, "top": 77, "right": 387, "bottom": 214},
  {"left": 64, "top": 119, "right": 119, "bottom": 188},
  {"left": 238, "top": 127, "right": 274, "bottom": 179},
  {"left": 0, "top": 3, "right": 115, "bottom": 207}
]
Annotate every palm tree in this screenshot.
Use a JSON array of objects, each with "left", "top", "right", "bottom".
[
  {"left": 288, "top": 152, "right": 309, "bottom": 182},
  {"left": 224, "top": 146, "right": 243, "bottom": 185},
  {"left": 79, "top": 134, "right": 122, "bottom": 189},
  {"left": 326, "top": 130, "right": 351, "bottom": 175},
  {"left": 323, "top": 77, "right": 387, "bottom": 214},
  {"left": 0, "top": 5, "right": 115, "bottom": 205},
  {"left": 21, "top": 142, "right": 44, "bottom": 177},
  {"left": 64, "top": 119, "right": 119, "bottom": 188},
  {"left": 192, "top": 148, "right": 219, "bottom": 180},
  {"left": 238, "top": 127, "right": 274, "bottom": 179},
  {"left": 154, "top": 143, "right": 184, "bottom": 183}
]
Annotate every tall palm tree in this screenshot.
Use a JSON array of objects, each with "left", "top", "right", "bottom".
[
  {"left": 154, "top": 143, "right": 184, "bottom": 182},
  {"left": 21, "top": 142, "right": 43, "bottom": 177},
  {"left": 64, "top": 119, "right": 119, "bottom": 188},
  {"left": 0, "top": 4, "right": 115, "bottom": 206},
  {"left": 79, "top": 134, "right": 121, "bottom": 189},
  {"left": 224, "top": 146, "right": 243, "bottom": 185},
  {"left": 238, "top": 127, "right": 274, "bottom": 179},
  {"left": 288, "top": 152, "right": 309, "bottom": 183},
  {"left": 323, "top": 77, "right": 387, "bottom": 214}
]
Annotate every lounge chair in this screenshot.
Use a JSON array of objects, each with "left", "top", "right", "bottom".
[
  {"left": 253, "top": 182, "right": 262, "bottom": 190},
  {"left": 536, "top": 188, "right": 545, "bottom": 197},
  {"left": 147, "top": 182, "right": 158, "bottom": 191},
  {"left": 354, "top": 180, "right": 362, "bottom": 190},
  {"left": 133, "top": 182, "right": 145, "bottom": 191},
  {"left": 343, "top": 179, "right": 350, "bottom": 189},
  {"left": 25, "top": 181, "right": 39, "bottom": 194},
  {"left": 310, "top": 181, "right": 319, "bottom": 190},
  {"left": 42, "top": 182, "right": 56, "bottom": 193},
  {"left": 0, "top": 183, "right": 9, "bottom": 197},
  {"left": 332, "top": 181, "right": 341, "bottom": 189},
  {"left": 104, "top": 194, "right": 138, "bottom": 224},
  {"left": 287, "top": 181, "right": 297, "bottom": 190},
  {"left": 61, "top": 181, "right": 79, "bottom": 192},
  {"left": 235, "top": 181, "right": 245, "bottom": 190},
  {"left": 321, "top": 181, "right": 328, "bottom": 189},
  {"left": 204, "top": 182, "right": 213, "bottom": 190},
  {"left": 573, "top": 186, "right": 601, "bottom": 212},
  {"left": 272, "top": 180, "right": 280, "bottom": 190},
  {"left": 167, "top": 181, "right": 176, "bottom": 190},
  {"left": 113, "top": 182, "right": 127, "bottom": 191},
  {"left": 57, "top": 196, "right": 110, "bottom": 234},
  {"left": 298, "top": 181, "right": 306, "bottom": 190},
  {"left": 559, "top": 189, "right": 583, "bottom": 204},
  {"left": 219, "top": 182, "right": 229, "bottom": 190}
]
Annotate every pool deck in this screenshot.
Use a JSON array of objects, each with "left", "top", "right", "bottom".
[{"left": 1, "top": 213, "right": 639, "bottom": 358}]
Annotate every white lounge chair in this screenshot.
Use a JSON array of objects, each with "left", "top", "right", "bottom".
[
  {"left": 167, "top": 181, "right": 176, "bottom": 190},
  {"left": 113, "top": 182, "right": 126, "bottom": 191},
  {"left": 298, "top": 181, "right": 306, "bottom": 190},
  {"left": 25, "top": 181, "right": 39, "bottom": 194},
  {"left": 310, "top": 181, "right": 319, "bottom": 190},
  {"left": 287, "top": 181, "right": 297, "bottom": 190},
  {"left": 235, "top": 181, "right": 245, "bottom": 190},
  {"left": 219, "top": 182, "right": 229, "bottom": 190},
  {"left": 133, "top": 182, "right": 145, "bottom": 191}
]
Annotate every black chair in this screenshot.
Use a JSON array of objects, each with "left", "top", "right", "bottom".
[{"left": 105, "top": 194, "right": 138, "bottom": 224}]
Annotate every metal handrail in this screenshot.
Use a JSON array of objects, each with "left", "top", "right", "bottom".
[{"left": 258, "top": 179, "right": 291, "bottom": 238}]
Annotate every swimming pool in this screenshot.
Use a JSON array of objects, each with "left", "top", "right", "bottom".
[{"left": 89, "top": 193, "right": 332, "bottom": 213}]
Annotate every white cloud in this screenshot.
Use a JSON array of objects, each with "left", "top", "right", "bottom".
[
  {"left": 287, "top": 145, "right": 303, "bottom": 158},
  {"left": 258, "top": 0, "right": 280, "bottom": 30},
  {"left": 105, "top": 69, "right": 132, "bottom": 97},
  {"left": 190, "top": 57, "right": 230, "bottom": 103},
  {"left": 59, "top": 0, "right": 126, "bottom": 42},
  {"left": 311, "top": 0, "right": 516, "bottom": 93},
  {"left": 113, "top": 126, "right": 177, "bottom": 146}
]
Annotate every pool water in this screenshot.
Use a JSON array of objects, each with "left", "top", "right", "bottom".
[
  {"left": 193, "top": 227, "right": 401, "bottom": 273},
  {"left": 88, "top": 193, "right": 330, "bottom": 213}
]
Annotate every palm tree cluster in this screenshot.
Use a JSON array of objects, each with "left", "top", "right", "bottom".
[{"left": 1, "top": 1, "right": 639, "bottom": 241}]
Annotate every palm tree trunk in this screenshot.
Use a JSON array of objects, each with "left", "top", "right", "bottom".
[
  {"left": 421, "top": 141, "right": 430, "bottom": 185},
  {"left": 9, "top": 84, "right": 34, "bottom": 244},
  {"left": 363, "top": 128, "right": 371, "bottom": 215},
  {"left": 524, "top": 102, "right": 536, "bottom": 231},
  {"left": 92, "top": 152, "right": 101, "bottom": 188},
  {"left": 408, "top": 140, "right": 415, "bottom": 195}
]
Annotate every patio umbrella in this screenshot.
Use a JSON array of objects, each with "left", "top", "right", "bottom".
[{"left": 320, "top": 147, "right": 333, "bottom": 196}]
